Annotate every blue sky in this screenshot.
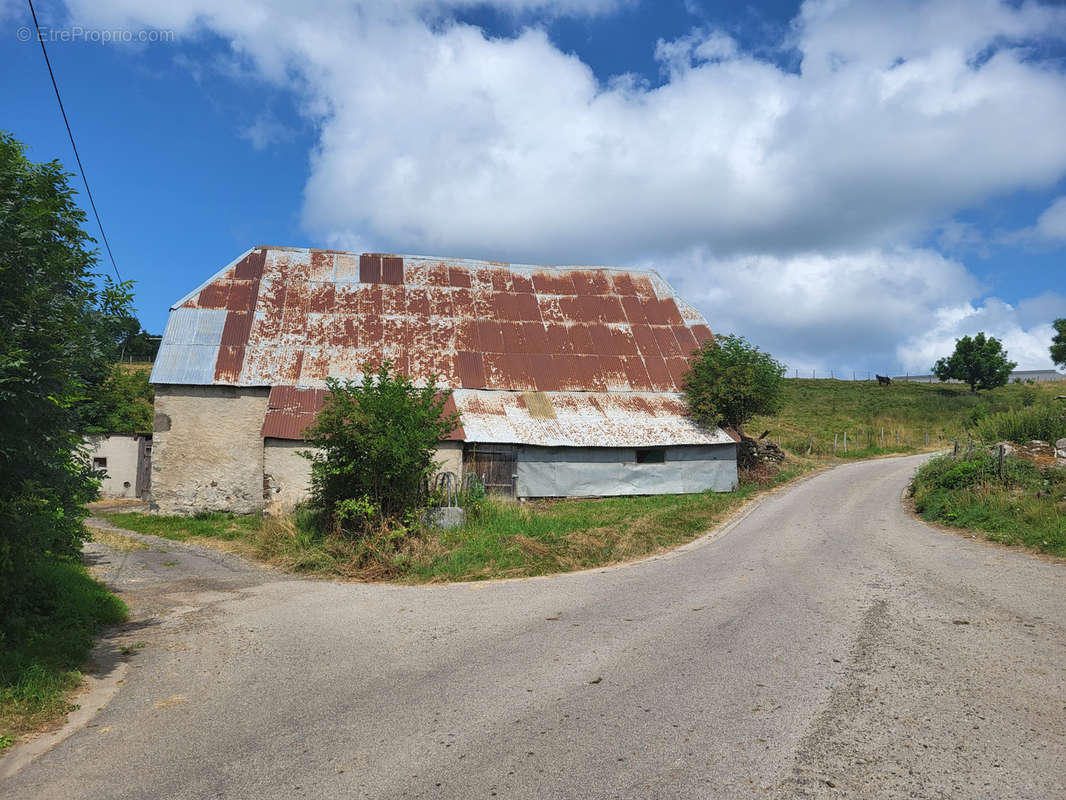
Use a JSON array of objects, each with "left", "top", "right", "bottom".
[{"left": 2, "top": 0, "right": 1065, "bottom": 374}]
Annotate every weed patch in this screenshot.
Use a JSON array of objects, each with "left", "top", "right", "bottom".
[
  {"left": 0, "top": 559, "right": 127, "bottom": 744},
  {"left": 910, "top": 453, "right": 1066, "bottom": 557},
  {"left": 105, "top": 463, "right": 812, "bottom": 583}
]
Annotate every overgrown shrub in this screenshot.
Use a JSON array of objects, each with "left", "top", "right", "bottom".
[
  {"left": 974, "top": 403, "right": 1066, "bottom": 445},
  {"left": 0, "top": 132, "right": 133, "bottom": 627},
  {"left": 910, "top": 453, "right": 1066, "bottom": 555},
  {"left": 302, "top": 363, "right": 459, "bottom": 535}
]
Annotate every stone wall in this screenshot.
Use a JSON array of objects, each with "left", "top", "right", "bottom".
[
  {"left": 435, "top": 441, "right": 463, "bottom": 480},
  {"left": 151, "top": 385, "right": 269, "bottom": 515},
  {"left": 85, "top": 434, "right": 142, "bottom": 498},
  {"left": 264, "top": 439, "right": 314, "bottom": 514},
  {"left": 153, "top": 385, "right": 468, "bottom": 515}
]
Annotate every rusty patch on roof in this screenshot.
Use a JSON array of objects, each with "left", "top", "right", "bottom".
[{"left": 157, "top": 248, "right": 717, "bottom": 397}]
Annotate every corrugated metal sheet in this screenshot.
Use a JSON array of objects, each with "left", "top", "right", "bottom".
[
  {"left": 150, "top": 308, "right": 227, "bottom": 384},
  {"left": 155, "top": 247, "right": 716, "bottom": 392},
  {"left": 261, "top": 385, "right": 466, "bottom": 441},
  {"left": 158, "top": 246, "right": 729, "bottom": 449},
  {"left": 452, "top": 390, "right": 734, "bottom": 448}
]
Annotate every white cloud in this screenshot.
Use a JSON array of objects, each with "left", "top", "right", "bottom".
[
  {"left": 56, "top": 0, "right": 1066, "bottom": 263},
  {"left": 652, "top": 246, "right": 1059, "bottom": 373},
  {"left": 1035, "top": 196, "right": 1066, "bottom": 242},
  {"left": 898, "top": 298, "right": 1059, "bottom": 374},
  {"left": 53, "top": 0, "right": 1066, "bottom": 371},
  {"left": 239, "top": 111, "right": 296, "bottom": 150}
]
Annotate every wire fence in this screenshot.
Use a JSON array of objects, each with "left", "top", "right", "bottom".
[{"left": 763, "top": 427, "right": 962, "bottom": 458}]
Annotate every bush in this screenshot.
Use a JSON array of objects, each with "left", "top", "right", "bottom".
[
  {"left": 0, "top": 132, "right": 135, "bottom": 626},
  {"left": 975, "top": 403, "right": 1066, "bottom": 445},
  {"left": 684, "top": 333, "right": 786, "bottom": 434},
  {"left": 909, "top": 453, "right": 1066, "bottom": 556},
  {"left": 302, "top": 363, "right": 459, "bottom": 535}
]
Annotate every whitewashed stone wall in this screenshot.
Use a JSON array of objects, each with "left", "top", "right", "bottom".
[
  {"left": 151, "top": 386, "right": 269, "bottom": 515},
  {"left": 85, "top": 434, "right": 142, "bottom": 498}
]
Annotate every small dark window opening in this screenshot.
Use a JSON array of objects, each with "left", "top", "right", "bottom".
[
  {"left": 93, "top": 457, "right": 108, "bottom": 470},
  {"left": 635, "top": 448, "right": 665, "bottom": 464}
]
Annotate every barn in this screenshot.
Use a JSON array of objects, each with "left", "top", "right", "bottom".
[{"left": 149, "top": 246, "right": 738, "bottom": 515}]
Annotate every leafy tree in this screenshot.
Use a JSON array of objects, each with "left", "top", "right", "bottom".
[
  {"left": 1051, "top": 318, "right": 1066, "bottom": 369},
  {"left": 932, "top": 332, "right": 1016, "bottom": 393},
  {"left": 302, "top": 363, "right": 458, "bottom": 534},
  {"left": 683, "top": 333, "right": 786, "bottom": 436},
  {"left": 77, "top": 364, "right": 154, "bottom": 435},
  {"left": 0, "top": 132, "right": 133, "bottom": 622}
]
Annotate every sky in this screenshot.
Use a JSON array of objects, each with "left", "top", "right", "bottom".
[{"left": 2, "top": 0, "right": 1065, "bottom": 376}]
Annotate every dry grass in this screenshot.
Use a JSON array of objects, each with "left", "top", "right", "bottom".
[{"left": 90, "top": 527, "right": 149, "bottom": 552}]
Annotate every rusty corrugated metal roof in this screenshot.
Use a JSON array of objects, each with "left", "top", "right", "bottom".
[
  {"left": 152, "top": 247, "right": 715, "bottom": 394},
  {"left": 452, "top": 390, "right": 734, "bottom": 447},
  {"left": 261, "top": 385, "right": 466, "bottom": 441},
  {"left": 261, "top": 386, "right": 727, "bottom": 447}
]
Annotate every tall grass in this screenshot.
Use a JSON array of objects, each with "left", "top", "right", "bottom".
[
  {"left": 0, "top": 559, "right": 128, "bottom": 745},
  {"left": 910, "top": 452, "right": 1066, "bottom": 557},
  {"left": 974, "top": 403, "right": 1066, "bottom": 445}
]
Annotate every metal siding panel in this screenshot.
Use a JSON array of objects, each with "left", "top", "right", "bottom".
[{"left": 515, "top": 446, "right": 737, "bottom": 497}]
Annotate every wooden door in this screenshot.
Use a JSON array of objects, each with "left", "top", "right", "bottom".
[{"left": 463, "top": 445, "right": 517, "bottom": 497}]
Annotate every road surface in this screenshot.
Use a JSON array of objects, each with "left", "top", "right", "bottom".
[{"left": 5, "top": 455, "right": 1065, "bottom": 798}]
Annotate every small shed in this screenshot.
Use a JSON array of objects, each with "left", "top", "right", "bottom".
[{"left": 150, "top": 247, "right": 737, "bottom": 514}]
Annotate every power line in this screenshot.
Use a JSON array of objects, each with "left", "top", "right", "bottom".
[{"left": 26, "top": 0, "right": 122, "bottom": 283}]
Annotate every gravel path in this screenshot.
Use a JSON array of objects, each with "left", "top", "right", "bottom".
[{"left": 5, "top": 454, "right": 1064, "bottom": 799}]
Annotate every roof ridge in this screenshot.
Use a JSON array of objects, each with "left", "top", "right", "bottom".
[{"left": 249, "top": 244, "right": 664, "bottom": 277}]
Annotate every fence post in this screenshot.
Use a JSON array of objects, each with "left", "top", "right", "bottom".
[
  {"left": 953, "top": 439, "right": 959, "bottom": 457},
  {"left": 834, "top": 433, "right": 838, "bottom": 454},
  {"left": 998, "top": 444, "right": 1005, "bottom": 480},
  {"left": 925, "top": 430, "right": 929, "bottom": 446},
  {"left": 881, "top": 427, "right": 885, "bottom": 447},
  {"left": 843, "top": 431, "right": 848, "bottom": 453},
  {"left": 807, "top": 435, "right": 814, "bottom": 455}
]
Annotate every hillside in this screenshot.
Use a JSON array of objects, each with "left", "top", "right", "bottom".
[{"left": 750, "top": 378, "right": 1066, "bottom": 459}]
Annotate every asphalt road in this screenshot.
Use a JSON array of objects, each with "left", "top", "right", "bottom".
[{"left": 5, "top": 455, "right": 1065, "bottom": 799}]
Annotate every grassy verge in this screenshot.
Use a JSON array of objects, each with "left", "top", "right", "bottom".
[
  {"left": 910, "top": 452, "right": 1066, "bottom": 557},
  {"left": 0, "top": 559, "right": 128, "bottom": 749},
  {"left": 750, "top": 378, "right": 1066, "bottom": 458},
  {"left": 104, "top": 463, "right": 812, "bottom": 582}
]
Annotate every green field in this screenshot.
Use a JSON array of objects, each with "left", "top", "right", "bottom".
[{"left": 751, "top": 378, "right": 1066, "bottom": 458}]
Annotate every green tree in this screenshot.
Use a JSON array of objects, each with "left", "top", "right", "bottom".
[
  {"left": 683, "top": 333, "right": 786, "bottom": 435},
  {"left": 932, "top": 332, "right": 1016, "bottom": 393},
  {"left": 77, "top": 364, "right": 155, "bottom": 435},
  {"left": 1051, "top": 318, "right": 1066, "bottom": 369},
  {"left": 0, "top": 132, "right": 132, "bottom": 620},
  {"left": 302, "top": 363, "right": 458, "bottom": 534}
]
